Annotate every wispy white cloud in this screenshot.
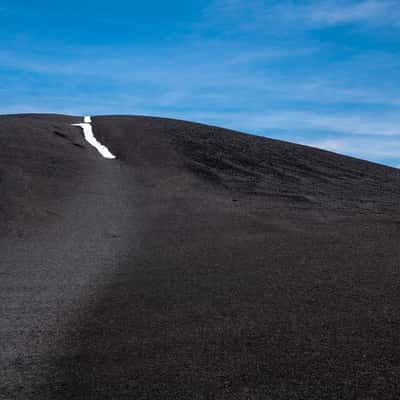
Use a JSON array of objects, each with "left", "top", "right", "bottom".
[
  {"left": 154, "top": 109, "right": 400, "bottom": 164},
  {"left": 309, "top": 137, "right": 400, "bottom": 161},
  {"left": 1, "top": 44, "right": 399, "bottom": 109},
  {"left": 211, "top": 0, "right": 400, "bottom": 29},
  {"left": 285, "top": 0, "right": 397, "bottom": 27},
  {"left": 171, "top": 110, "right": 400, "bottom": 137}
]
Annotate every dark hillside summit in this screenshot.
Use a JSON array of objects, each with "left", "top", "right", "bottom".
[{"left": 1, "top": 114, "right": 400, "bottom": 399}]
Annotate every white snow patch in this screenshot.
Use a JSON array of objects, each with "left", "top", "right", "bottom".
[{"left": 72, "top": 116, "right": 116, "bottom": 159}]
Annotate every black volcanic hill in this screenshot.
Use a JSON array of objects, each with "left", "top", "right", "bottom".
[{"left": 1, "top": 113, "right": 400, "bottom": 399}]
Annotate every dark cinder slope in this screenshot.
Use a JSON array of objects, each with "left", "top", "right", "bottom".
[{"left": 1, "top": 113, "right": 400, "bottom": 399}]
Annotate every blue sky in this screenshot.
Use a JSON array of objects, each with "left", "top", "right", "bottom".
[{"left": 1, "top": 0, "right": 400, "bottom": 166}]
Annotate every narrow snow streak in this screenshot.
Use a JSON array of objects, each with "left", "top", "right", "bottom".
[{"left": 72, "top": 116, "right": 116, "bottom": 159}]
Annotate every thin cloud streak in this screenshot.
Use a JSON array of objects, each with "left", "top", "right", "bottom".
[
  {"left": 212, "top": 0, "right": 400, "bottom": 28},
  {"left": 283, "top": 0, "right": 397, "bottom": 27},
  {"left": 309, "top": 137, "right": 400, "bottom": 161},
  {"left": 171, "top": 110, "right": 400, "bottom": 137},
  {"left": 1, "top": 46, "right": 399, "bottom": 109}
]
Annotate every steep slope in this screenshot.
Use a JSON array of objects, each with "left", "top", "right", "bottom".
[
  {"left": 94, "top": 115, "right": 400, "bottom": 210},
  {"left": 1, "top": 114, "right": 400, "bottom": 399}
]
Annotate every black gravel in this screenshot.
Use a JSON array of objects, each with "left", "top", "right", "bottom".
[{"left": 1, "top": 113, "right": 400, "bottom": 399}]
